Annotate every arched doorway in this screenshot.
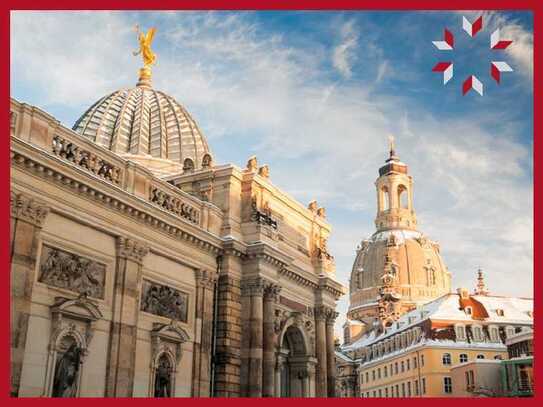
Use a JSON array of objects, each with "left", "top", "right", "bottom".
[{"left": 277, "top": 325, "right": 314, "bottom": 397}]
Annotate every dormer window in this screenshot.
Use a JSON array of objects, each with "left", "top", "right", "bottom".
[
  {"left": 495, "top": 309, "right": 504, "bottom": 317},
  {"left": 505, "top": 326, "right": 515, "bottom": 338},
  {"left": 465, "top": 306, "right": 473, "bottom": 315},
  {"left": 489, "top": 326, "right": 500, "bottom": 343},
  {"left": 455, "top": 324, "right": 466, "bottom": 341},
  {"left": 472, "top": 325, "right": 484, "bottom": 342}
]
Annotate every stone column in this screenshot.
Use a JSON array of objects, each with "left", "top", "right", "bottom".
[
  {"left": 314, "top": 306, "right": 328, "bottom": 397},
  {"left": 262, "top": 282, "right": 281, "bottom": 397},
  {"left": 240, "top": 277, "right": 264, "bottom": 397},
  {"left": 10, "top": 192, "right": 49, "bottom": 396},
  {"left": 105, "top": 237, "right": 149, "bottom": 397},
  {"left": 326, "top": 310, "right": 339, "bottom": 397},
  {"left": 192, "top": 269, "right": 217, "bottom": 397}
]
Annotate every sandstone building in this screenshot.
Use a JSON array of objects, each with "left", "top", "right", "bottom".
[
  {"left": 335, "top": 146, "right": 533, "bottom": 398},
  {"left": 9, "top": 36, "right": 345, "bottom": 397}
]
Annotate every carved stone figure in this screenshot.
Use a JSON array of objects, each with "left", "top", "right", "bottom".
[
  {"left": 246, "top": 155, "right": 258, "bottom": 172},
  {"left": 258, "top": 165, "right": 270, "bottom": 178},
  {"left": 154, "top": 355, "right": 172, "bottom": 397},
  {"left": 39, "top": 245, "right": 105, "bottom": 299},
  {"left": 52, "top": 342, "right": 81, "bottom": 397},
  {"left": 141, "top": 280, "right": 188, "bottom": 322}
]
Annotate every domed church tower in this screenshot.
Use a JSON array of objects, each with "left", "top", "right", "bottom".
[{"left": 347, "top": 138, "right": 451, "bottom": 329}]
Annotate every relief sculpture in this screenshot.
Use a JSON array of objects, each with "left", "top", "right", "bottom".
[
  {"left": 39, "top": 245, "right": 105, "bottom": 299},
  {"left": 141, "top": 280, "right": 188, "bottom": 323}
]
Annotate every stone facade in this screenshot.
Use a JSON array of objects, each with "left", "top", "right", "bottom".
[{"left": 10, "top": 75, "right": 344, "bottom": 397}]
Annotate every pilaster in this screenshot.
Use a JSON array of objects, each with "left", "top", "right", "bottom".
[
  {"left": 10, "top": 192, "right": 50, "bottom": 396},
  {"left": 105, "top": 236, "right": 149, "bottom": 397}
]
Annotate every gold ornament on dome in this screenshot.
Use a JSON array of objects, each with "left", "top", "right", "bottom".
[
  {"left": 133, "top": 25, "right": 157, "bottom": 67},
  {"left": 133, "top": 25, "right": 157, "bottom": 86}
]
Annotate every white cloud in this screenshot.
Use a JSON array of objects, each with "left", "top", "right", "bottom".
[
  {"left": 10, "top": 11, "right": 533, "bottom": 337},
  {"left": 332, "top": 19, "right": 359, "bottom": 78}
]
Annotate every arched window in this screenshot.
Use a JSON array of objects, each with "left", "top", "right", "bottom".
[
  {"left": 183, "top": 158, "right": 195, "bottom": 173},
  {"left": 398, "top": 184, "right": 409, "bottom": 209},
  {"left": 201, "top": 153, "right": 213, "bottom": 168},
  {"left": 494, "top": 355, "right": 503, "bottom": 360},
  {"left": 476, "top": 354, "right": 485, "bottom": 359},
  {"left": 382, "top": 186, "right": 390, "bottom": 211},
  {"left": 442, "top": 353, "right": 452, "bottom": 365}
]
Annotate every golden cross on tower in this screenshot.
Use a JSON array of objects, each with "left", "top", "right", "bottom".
[
  {"left": 388, "top": 134, "right": 396, "bottom": 157},
  {"left": 133, "top": 25, "right": 157, "bottom": 87}
]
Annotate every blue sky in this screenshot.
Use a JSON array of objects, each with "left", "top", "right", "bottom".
[{"left": 11, "top": 11, "right": 533, "bottom": 335}]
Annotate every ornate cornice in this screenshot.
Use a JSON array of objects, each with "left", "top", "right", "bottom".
[
  {"left": 11, "top": 144, "right": 223, "bottom": 256},
  {"left": 194, "top": 268, "right": 218, "bottom": 289},
  {"left": 116, "top": 236, "right": 149, "bottom": 263},
  {"left": 245, "top": 242, "right": 293, "bottom": 270},
  {"left": 10, "top": 191, "right": 50, "bottom": 227}
]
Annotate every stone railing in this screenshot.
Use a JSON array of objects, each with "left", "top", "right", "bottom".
[
  {"left": 51, "top": 135, "right": 123, "bottom": 186},
  {"left": 149, "top": 182, "right": 201, "bottom": 225}
]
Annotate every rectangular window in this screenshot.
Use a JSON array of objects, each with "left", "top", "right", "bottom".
[
  {"left": 378, "top": 368, "right": 381, "bottom": 379},
  {"left": 414, "top": 357, "right": 417, "bottom": 368},
  {"left": 372, "top": 370, "right": 376, "bottom": 381},
  {"left": 395, "top": 384, "right": 399, "bottom": 397},
  {"left": 395, "top": 362, "right": 399, "bottom": 374},
  {"left": 366, "top": 372, "right": 369, "bottom": 382},
  {"left": 407, "top": 359, "right": 410, "bottom": 370},
  {"left": 385, "top": 388, "right": 389, "bottom": 397},
  {"left": 415, "top": 380, "right": 419, "bottom": 395},
  {"left": 360, "top": 373, "right": 363, "bottom": 384},
  {"left": 421, "top": 355, "right": 425, "bottom": 367},
  {"left": 384, "top": 366, "right": 388, "bottom": 377},
  {"left": 390, "top": 363, "right": 393, "bottom": 376},
  {"left": 444, "top": 377, "right": 452, "bottom": 394},
  {"left": 407, "top": 381, "right": 411, "bottom": 396},
  {"left": 401, "top": 361, "right": 405, "bottom": 372},
  {"left": 422, "top": 378, "right": 426, "bottom": 394},
  {"left": 373, "top": 390, "right": 377, "bottom": 397},
  {"left": 379, "top": 389, "right": 382, "bottom": 397},
  {"left": 402, "top": 383, "right": 406, "bottom": 397}
]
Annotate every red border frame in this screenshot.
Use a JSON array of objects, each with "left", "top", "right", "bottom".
[{"left": 2, "top": 1, "right": 540, "bottom": 405}]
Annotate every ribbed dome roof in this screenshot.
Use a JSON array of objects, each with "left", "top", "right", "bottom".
[
  {"left": 72, "top": 86, "right": 212, "bottom": 173},
  {"left": 347, "top": 229, "right": 451, "bottom": 323}
]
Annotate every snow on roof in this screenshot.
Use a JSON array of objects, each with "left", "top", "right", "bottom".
[
  {"left": 370, "top": 229, "right": 424, "bottom": 244},
  {"left": 473, "top": 295, "right": 533, "bottom": 324},
  {"left": 340, "top": 293, "right": 533, "bottom": 352},
  {"left": 336, "top": 351, "right": 354, "bottom": 363}
]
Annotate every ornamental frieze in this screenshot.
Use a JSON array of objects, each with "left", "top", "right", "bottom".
[
  {"left": 141, "top": 280, "right": 189, "bottom": 323},
  {"left": 39, "top": 245, "right": 106, "bottom": 299},
  {"left": 11, "top": 191, "right": 50, "bottom": 227}
]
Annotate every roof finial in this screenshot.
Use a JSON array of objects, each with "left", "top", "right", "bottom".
[
  {"left": 133, "top": 25, "right": 157, "bottom": 87},
  {"left": 388, "top": 134, "right": 395, "bottom": 157},
  {"left": 474, "top": 267, "right": 489, "bottom": 296}
]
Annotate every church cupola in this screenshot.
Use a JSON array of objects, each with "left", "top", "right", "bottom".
[{"left": 375, "top": 137, "right": 417, "bottom": 231}]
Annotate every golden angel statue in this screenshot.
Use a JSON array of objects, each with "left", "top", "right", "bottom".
[{"left": 133, "top": 25, "right": 157, "bottom": 67}]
